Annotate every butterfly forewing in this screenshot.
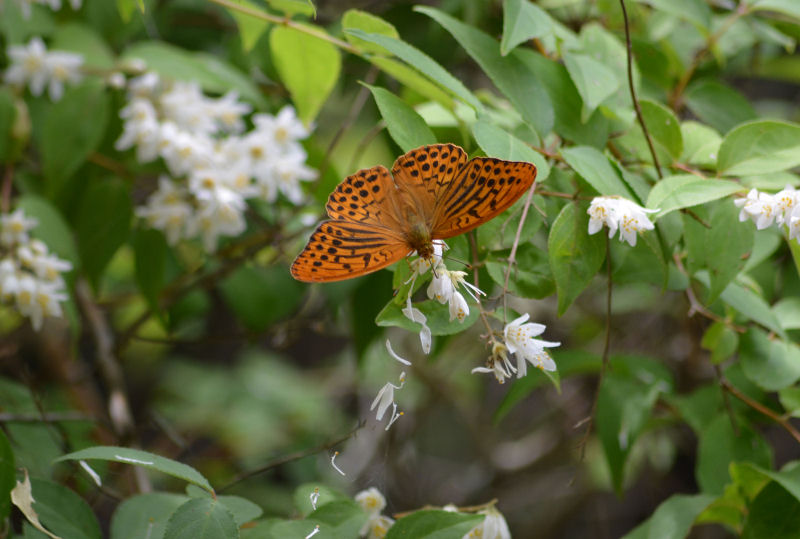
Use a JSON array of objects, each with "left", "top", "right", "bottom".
[
  {"left": 290, "top": 221, "right": 410, "bottom": 282},
  {"left": 325, "top": 165, "right": 403, "bottom": 229},
  {"left": 431, "top": 158, "right": 536, "bottom": 239}
]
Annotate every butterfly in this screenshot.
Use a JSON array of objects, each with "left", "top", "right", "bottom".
[{"left": 291, "top": 143, "right": 537, "bottom": 282}]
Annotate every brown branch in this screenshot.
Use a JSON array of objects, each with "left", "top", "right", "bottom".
[
  {"left": 721, "top": 378, "right": 800, "bottom": 446},
  {"left": 218, "top": 422, "right": 364, "bottom": 492},
  {"left": 714, "top": 364, "right": 740, "bottom": 436},
  {"left": 619, "top": 0, "right": 662, "bottom": 179}
]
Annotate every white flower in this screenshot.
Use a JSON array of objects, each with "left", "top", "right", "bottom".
[
  {"left": 587, "top": 196, "right": 657, "bottom": 247},
  {"left": 733, "top": 188, "right": 777, "bottom": 230},
  {"left": 402, "top": 298, "right": 431, "bottom": 354},
  {"left": 370, "top": 372, "right": 405, "bottom": 422},
  {"left": 364, "top": 515, "right": 394, "bottom": 539},
  {"left": 14, "top": 274, "right": 67, "bottom": 331},
  {"left": 253, "top": 105, "right": 310, "bottom": 149},
  {"left": 127, "top": 71, "right": 161, "bottom": 100},
  {"left": 211, "top": 91, "right": 251, "bottom": 133},
  {"left": 504, "top": 313, "right": 559, "bottom": 377},
  {"left": 464, "top": 507, "right": 511, "bottom": 539},
  {"left": 159, "top": 81, "right": 216, "bottom": 135},
  {"left": 44, "top": 50, "right": 83, "bottom": 101},
  {"left": 448, "top": 291, "right": 469, "bottom": 323},
  {"left": 1, "top": 208, "right": 38, "bottom": 246},
  {"left": 136, "top": 177, "right": 193, "bottom": 244},
  {"left": 4, "top": 37, "right": 49, "bottom": 97},
  {"left": 190, "top": 187, "right": 247, "bottom": 252},
  {"left": 17, "top": 240, "right": 72, "bottom": 284},
  {"left": 0, "top": 259, "right": 20, "bottom": 300},
  {"left": 773, "top": 185, "right": 797, "bottom": 224},
  {"left": 471, "top": 342, "right": 515, "bottom": 384},
  {"left": 355, "top": 487, "right": 386, "bottom": 516},
  {"left": 426, "top": 269, "right": 484, "bottom": 324},
  {"left": 115, "top": 99, "right": 161, "bottom": 162}
]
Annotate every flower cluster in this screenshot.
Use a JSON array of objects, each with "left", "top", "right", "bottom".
[
  {"left": 0, "top": 208, "right": 72, "bottom": 330},
  {"left": 370, "top": 343, "right": 406, "bottom": 431},
  {"left": 587, "top": 196, "right": 657, "bottom": 247},
  {"left": 3, "top": 37, "right": 84, "bottom": 101},
  {"left": 355, "top": 488, "right": 394, "bottom": 539},
  {"left": 735, "top": 186, "right": 800, "bottom": 240},
  {"left": 472, "top": 313, "right": 560, "bottom": 384},
  {"left": 116, "top": 71, "right": 316, "bottom": 251},
  {"left": 10, "top": 0, "right": 82, "bottom": 19}
]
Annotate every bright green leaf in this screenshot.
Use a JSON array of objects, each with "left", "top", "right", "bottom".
[
  {"left": 548, "top": 203, "right": 606, "bottom": 315},
  {"left": 773, "top": 297, "right": 800, "bottom": 330},
  {"left": 56, "top": 446, "right": 214, "bottom": 493},
  {"left": 342, "top": 10, "right": 399, "bottom": 55},
  {"left": 501, "top": 0, "right": 552, "bottom": 55},
  {"left": 416, "top": 6, "right": 553, "bottom": 137},
  {"left": 376, "top": 297, "right": 479, "bottom": 336},
  {"left": 365, "top": 84, "right": 436, "bottom": 151},
  {"left": 309, "top": 500, "right": 367, "bottom": 538},
  {"left": 225, "top": 0, "right": 270, "bottom": 52},
  {"left": 717, "top": 120, "right": 800, "bottom": 176},
  {"left": 680, "top": 121, "right": 722, "bottom": 167},
  {"left": 28, "top": 478, "right": 101, "bottom": 539},
  {"left": 739, "top": 328, "right": 800, "bottom": 391},
  {"left": 563, "top": 51, "right": 620, "bottom": 122},
  {"left": 621, "top": 494, "right": 715, "bottom": 539},
  {"left": 163, "top": 498, "right": 238, "bottom": 539},
  {"left": 779, "top": 387, "right": 800, "bottom": 418},
  {"left": 743, "top": 481, "right": 800, "bottom": 539},
  {"left": 647, "top": 175, "right": 742, "bottom": 217},
  {"left": 270, "top": 25, "right": 340, "bottom": 124},
  {"left": 110, "top": 493, "right": 190, "bottom": 539},
  {"left": 750, "top": 0, "right": 800, "bottom": 21},
  {"left": 561, "top": 146, "right": 633, "bottom": 198},
  {"left": 701, "top": 322, "right": 739, "bottom": 364},
  {"left": 385, "top": 510, "right": 484, "bottom": 539},
  {"left": 634, "top": 0, "right": 712, "bottom": 30},
  {"left": 471, "top": 119, "right": 550, "bottom": 181},
  {"left": 639, "top": 99, "right": 683, "bottom": 160}
]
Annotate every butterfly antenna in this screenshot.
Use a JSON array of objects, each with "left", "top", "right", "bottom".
[{"left": 442, "top": 254, "right": 471, "bottom": 270}]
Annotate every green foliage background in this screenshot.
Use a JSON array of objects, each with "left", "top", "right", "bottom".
[{"left": 2, "top": 0, "right": 800, "bottom": 537}]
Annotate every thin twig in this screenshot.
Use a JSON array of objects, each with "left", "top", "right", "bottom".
[
  {"left": 467, "top": 231, "right": 500, "bottom": 341},
  {"left": 673, "top": 254, "right": 747, "bottom": 333},
  {"left": 218, "top": 422, "right": 364, "bottom": 492},
  {"left": 502, "top": 183, "right": 537, "bottom": 323},
  {"left": 619, "top": 0, "right": 662, "bottom": 179},
  {"left": 721, "top": 378, "right": 800, "bottom": 446}
]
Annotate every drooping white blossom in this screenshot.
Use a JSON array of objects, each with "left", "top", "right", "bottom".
[
  {"left": 3, "top": 37, "right": 82, "bottom": 101},
  {"left": 587, "top": 196, "right": 657, "bottom": 247},
  {"left": 503, "top": 313, "right": 559, "bottom": 377},
  {"left": 463, "top": 507, "right": 511, "bottom": 539}
]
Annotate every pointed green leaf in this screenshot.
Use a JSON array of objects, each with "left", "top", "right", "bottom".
[
  {"left": 164, "top": 498, "right": 238, "bottom": 539},
  {"left": 27, "top": 478, "right": 101, "bottom": 539},
  {"left": 342, "top": 10, "right": 398, "bottom": 55},
  {"left": 740, "top": 328, "right": 800, "bottom": 391},
  {"left": 621, "top": 494, "right": 715, "bottom": 539},
  {"left": 561, "top": 146, "right": 633, "bottom": 198},
  {"left": 563, "top": 52, "right": 620, "bottom": 122},
  {"left": 56, "top": 446, "right": 213, "bottom": 493},
  {"left": 225, "top": 0, "right": 270, "bottom": 52},
  {"left": 270, "top": 25, "right": 340, "bottom": 124},
  {"left": 750, "top": 0, "right": 800, "bottom": 21},
  {"left": 639, "top": 99, "right": 683, "bottom": 160},
  {"left": 685, "top": 80, "right": 757, "bottom": 134},
  {"left": 386, "top": 510, "right": 483, "bottom": 539},
  {"left": 647, "top": 175, "right": 742, "bottom": 217},
  {"left": 365, "top": 84, "right": 436, "bottom": 151},
  {"left": 471, "top": 119, "right": 550, "bottom": 181},
  {"left": 717, "top": 120, "right": 800, "bottom": 176},
  {"left": 634, "top": 0, "right": 712, "bottom": 30},
  {"left": 501, "top": 0, "right": 552, "bottom": 55},
  {"left": 111, "top": 493, "right": 190, "bottom": 539},
  {"left": 548, "top": 203, "right": 606, "bottom": 315}
]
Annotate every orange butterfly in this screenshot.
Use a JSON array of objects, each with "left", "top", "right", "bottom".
[{"left": 291, "top": 143, "right": 537, "bottom": 282}]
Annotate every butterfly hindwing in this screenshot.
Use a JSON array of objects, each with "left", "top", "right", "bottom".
[
  {"left": 431, "top": 158, "right": 536, "bottom": 239},
  {"left": 391, "top": 144, "right": 468, "bottom": 208},
  {"left": 290, "top": 221, "right": 411, "bottom": 282}
]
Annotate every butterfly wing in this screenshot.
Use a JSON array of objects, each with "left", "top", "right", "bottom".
[
  {"left": 390, "top": 144, "right": 469, "bottom": 225},
  {"left": 325, "top": 165, "right": 404, "bottom": 230},
  {"left": 291, "top": 221, "right": 411, "bottom": 282},
  {"left": 430, "top": 157, "right": 536, "bottom": 239}
]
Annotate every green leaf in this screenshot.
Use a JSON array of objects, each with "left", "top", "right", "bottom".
[
  {"left": 621, "top": 494, "right": 715, "bottom": 539},
  {"left": 50, "top": 23, "right": 115, "bottom": 70},
  {"left": 704, "top": 202, "right": 754, "bottom": 304},
  {"left": 292, "top": 483, "right": 349, "bottom": 517},
  {"left": 548, "top": 203, "right": 606, "bottom": 315},
  {"left": 736, "top": 461, "right": 800, "bottom": 503},
  {"left": 501, "top": 0, "right": 552, "bottom": 55},
  {"left": 773, "top": 297, "right": 800, "bottom": 330},
  {"left": 739, "top": 328, "right": 800, "bottom": 391},
  {"left": 75, "top": 178, "right": 132, "bottom": 289},
  {"left": 696, "top": 273, "right": 786, "bottom": 338},
  {"left": 696, "top": 414, "right": 772, "bottom": 495},
  {"left": 342, "top": 10, "right": 399, "bottom": 55},
  {"left": 563, "top": 52, "right": 620, "bottom": 122},
  {"left": 701, "top": 322, "right": 739, "bottom": 364},
  {"left": 485, "top": 244, "right": 554, "bottom": 299},
  {"left": 0, "top": 86, "right": 18, "bottom": 163},
  {"left": 516, "top": 51, "right": 611, "bottom": 147},
  {"left": 639, "top": 99, "right": 683, "bottom": 160},
  {"left": 17, "top": 195, "right": 79, "bottom": 266},
  {"left": 0, "top": 430, "right": 14, "bottom": 522},
  {"left": 346, "top": 30, "right": 482, "bottom": 111},
  {"left": 596, "top": 369, "right": 668, "bottom": 494},
  {"left": 218, "top": 265, "right": 305, "bottom": 332},
  {"left": 116, "top": 0, "right": 141, "bottom": 22},
  {"left": 40, "top": 80, "right": 110, "bottom": 197},
  {"left": 365, "top": 84, "right": 436, "bottom": 151},
  {"left": 110, "top": 493, "right": 190, "bottom": 539},
  {"left": 647, "top": 175, "right": 742, "bottom": 217},
  {"left": 561, "top": 146, "right": 633, "bottom": 198},
  {"left": 163, "top": 498, "right": 238, "bottom": 539},
  {"left": 218, "top": 495, "right": 263, "bottom": 527},
  {"left": 369, "top": 56, "right": 454, "bottom": 109},
  {"left": 680, "top": 121, "right": 722, "bottom": 167},
  {"left": 717, "top": 120, "right": 800, "bottom": 176},
  {"left": 743, "top": 481, "right": 800, "bottom": 539},
  {"left": 225, "top": 0, "right": 270, "bottom": 52},
  {"left": 386, "top": 510, "right": 484, "bottom": 539},
  {"left": 133, "top": 228, "right": 168, "bottom": 313},
  {"left": 634, "top": 0, "right": 712, "bottom": 30},
  {"left": 28, "top": 478, "right": 102, "bottom": 539},
  {"left": 779, "top": 387, "right": 800, "bottom": 417},
  {"left": 685, "top": 80, "right": 757, "bottom": 134},
  {"left": 270, "top": 25, "right": 340, "bottom": 124},
  {"left": 375, "top": 297, "right": 479, "bottom": 336},
  {"left": 416, "top": 6, "right": 553, "bottom": 137},
  {"left": 55, "top": 446, "right": 214, "bottom": 493},
  {"left": 309, "top": 500, "right": 368, "bottom": 538},
  {"left": 266, "top": 0, "right": 315, "bottom": 17},
  {"left": 471, "top": 119, "right": 550, "bottom": 181},
  {"left": 750, "top": 0, "right": 800, "bottom": 21},
  {"left": 121, "top": 42, "right": 265, "bottom": 107}
]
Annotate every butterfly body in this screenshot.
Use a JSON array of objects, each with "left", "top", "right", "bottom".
[{"left": 291, "top": 144, "right": 536, "bottom": 282}]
